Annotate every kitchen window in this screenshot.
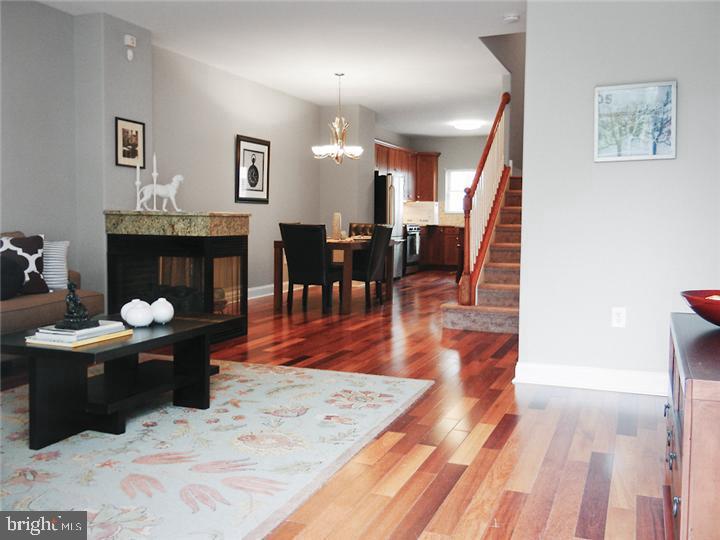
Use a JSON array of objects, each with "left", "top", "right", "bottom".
[{"left": 444, "top": 169, "right": 475, "bottom": 213}]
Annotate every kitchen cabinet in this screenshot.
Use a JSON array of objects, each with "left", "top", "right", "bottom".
[
  {"left": 406, "top": 153, "right": 417, "bottom": 201},
  {"left": 420, "top": 226, "right": 462, "bottom": 268},
  {"left": 416, "top": 152, "right": 440, "bottom": 201},
  {"left": 375, "top": 144, "right": 388, "bottom": 175},
  {"left": 375, "top": 141, "right": 417, "bottom": 202},
  {"left": 388, "top": 147, "right": 400, "bottom": 173},
  {"left": 442, "top": 227, "right": 461, "bottom": 267}
]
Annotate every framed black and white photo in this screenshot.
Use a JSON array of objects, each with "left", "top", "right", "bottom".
[
  {"left": 594, "top": 81, "right": 677, "bottom": 162},
  {"left": 235, "top": 135, "right": 270, "bottom": 204},
  {"left": 115, "top": 117, "right": 146, "bottom": 168}
]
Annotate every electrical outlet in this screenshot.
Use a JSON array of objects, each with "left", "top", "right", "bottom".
[{"left": 611, "top": 307, "right": 626, "bottom": 328}]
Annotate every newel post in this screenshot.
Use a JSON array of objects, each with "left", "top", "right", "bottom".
[{"left": 457, "top": 188, "right": 473, "bottom": 305}]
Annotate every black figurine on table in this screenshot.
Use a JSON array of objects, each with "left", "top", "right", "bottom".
[{"left": 55, "top": 281, "right": 99, "bottom": 330}]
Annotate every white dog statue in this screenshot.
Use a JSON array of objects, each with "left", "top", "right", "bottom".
[{"left": 138, "top": 174, "right": 184, "bottom": 212}]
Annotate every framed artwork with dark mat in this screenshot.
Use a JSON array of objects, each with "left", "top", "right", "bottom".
[
  {"left": 115, "top": 117, "right": 146, "bottom": 168},
  {"left": 235, "top": 135, "right": 270, "bottom": 204}
]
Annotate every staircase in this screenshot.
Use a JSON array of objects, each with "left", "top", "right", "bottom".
[{"left": 442, "top": 176, "right": 521, "bottom": 333}]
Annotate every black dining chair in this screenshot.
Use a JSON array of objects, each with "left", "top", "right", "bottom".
[
  {"left": 348, "top": 223, "right": 375, "bottom": 237},
  {"left": 349, "top": 224, "right": 393, "bottom": 308},
  {"left": 347, "top": 222, "right": 379, "bottom": 272},
  {"left": 279, "top": 223, "right": 343, "bottom": 314}
]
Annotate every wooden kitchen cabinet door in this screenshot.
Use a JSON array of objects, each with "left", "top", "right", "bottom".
[
  {"left": 375, "top": 144, "right": 388, "bottom": 175},
  {"left": 416, "top": 152, "right": 440, "bottom": 201},
  {"left": 442, "top": 227, "right": 460, "bottom": 266},
  {"left": 406, "top": 153, "right": 417, "bottom": 201},
  {"left": 388, "top": 147, "right": 399, "bottom": 173}
]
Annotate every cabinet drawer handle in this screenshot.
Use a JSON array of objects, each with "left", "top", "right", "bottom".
[
  {"left": 667, "top": 451, "right": 677, "bottom": 470},
  {"left": 664, "top": 402, "right": 670, "bottom": 417},
  {"left": 666, "top": 429, "right": 672, "bottom": 447},
  {"left": 672, "top": 496, "right": 681, "bottom": 518}
]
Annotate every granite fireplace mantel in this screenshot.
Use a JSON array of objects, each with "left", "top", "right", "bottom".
[
  {"left": 104, "top": 210, "right": 250, "bottom": 237},
  {"left": 104, "top": 211, "right": 250, "bottom": 342}
]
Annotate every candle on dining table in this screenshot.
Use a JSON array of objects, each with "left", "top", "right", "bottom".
[{"left": 152, "top": 152, "right": 157, "bottom": 175}]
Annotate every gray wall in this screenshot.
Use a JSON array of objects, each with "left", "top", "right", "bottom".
[
  {"left": 518, "top": 2, "right": 720, "bottom": 390},
  {"left": 374, "top": 125, "right": 412, "bottom": 149},
  {"left": 74, "top": 13, "right": 153, "bottom": 293},
  {"left": 1, "top": 1, "right": 77, "bottom": 265},
  {"left": 408, "top": 135, "right": 486, "bottom": 211},
  {"left": 152, "top": 46, "right": 322, "bottom": 289},
  {"left": 481, "top": 32, "right": 525, "bottom": 171}
]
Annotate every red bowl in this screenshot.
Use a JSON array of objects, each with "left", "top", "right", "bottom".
[{"left": 681, "top": 290, "right": 720, "bottom": 326}]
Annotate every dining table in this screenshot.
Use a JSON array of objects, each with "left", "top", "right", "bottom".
[{"left": 273, "top": 238, "right": 394, "bottom": 314}]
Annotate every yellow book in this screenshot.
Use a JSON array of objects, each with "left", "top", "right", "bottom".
[{"left": 25, "top": 329, "right": 134, "bottom": 349}]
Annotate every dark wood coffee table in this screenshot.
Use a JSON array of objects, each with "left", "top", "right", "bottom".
[{"left": 1, "top": 314, "right": 238, "bottom": 449}]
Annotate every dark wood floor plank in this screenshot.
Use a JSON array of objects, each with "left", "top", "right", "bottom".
[
  {"left": 481, "top": 490, "right": 527, "bottom": 539},
  {"left": 575, "top": 451, "right": 615, "bottom": 539},
  {"left": 483, "top": 413, "right": 520, "bottom": 450},
  {"left": 636, "top": 495, "right": 665, "bottom": 540},
  {"left": 390, "top": 462, "right": 466, "bottom": 539}
]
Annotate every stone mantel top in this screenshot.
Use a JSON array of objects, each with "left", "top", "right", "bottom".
[{"left": 104, "top": 210, "right": 250, "bottom": 237}]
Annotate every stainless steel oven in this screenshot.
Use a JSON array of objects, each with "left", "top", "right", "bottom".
[{"left": 405, "top": 225, "right": 421, "bottom": 274}]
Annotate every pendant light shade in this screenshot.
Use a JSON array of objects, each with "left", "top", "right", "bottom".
[{"left": 312, "top": 74, "right": 364, "bottom": 164}]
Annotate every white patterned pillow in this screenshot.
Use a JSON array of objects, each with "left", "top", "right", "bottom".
[{"left": 43, "top": 240, "right": 70, "bottom": 291}]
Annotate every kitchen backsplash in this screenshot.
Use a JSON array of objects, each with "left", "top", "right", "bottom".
[{"left": 438, "top": 210, "right": 465, "bottom": 227}]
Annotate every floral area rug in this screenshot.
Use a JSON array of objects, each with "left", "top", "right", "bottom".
[{"left": 1, "top": 361, "right": 432, "bottom": 539}]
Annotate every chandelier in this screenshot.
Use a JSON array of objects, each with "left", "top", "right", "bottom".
[{"left": 312, "top": 73, "right": 364, "bottom": 164}]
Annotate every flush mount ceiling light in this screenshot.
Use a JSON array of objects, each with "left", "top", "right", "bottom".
[
  {"left": 449, "top": 119, "right": 488, "bottom": 131},
  {"left": 311, "top": 73, "right": 364, "bottom": 164},
  {"left": 503, "top": 13, "right": 521, "bottom": 23}
]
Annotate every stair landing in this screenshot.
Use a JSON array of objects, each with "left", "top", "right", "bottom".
[{"left": 442, "top": 176, "right": 521, "bottom": 334}]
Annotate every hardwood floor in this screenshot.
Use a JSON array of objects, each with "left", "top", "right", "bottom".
[{"left": 212, "top": 271, "right": 669, "bottom": 540}]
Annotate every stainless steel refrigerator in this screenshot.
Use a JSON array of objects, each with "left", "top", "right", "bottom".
[{"left": 374, "top": 172, "right": 405, "bottom": 278}]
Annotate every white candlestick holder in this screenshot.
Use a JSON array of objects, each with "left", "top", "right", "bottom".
[{"left": 151, "top": 172, "right": 159, "bottom": 211}]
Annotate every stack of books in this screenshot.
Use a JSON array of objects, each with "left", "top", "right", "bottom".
[{"left": 25, "top": 320, "right": 133, "bottom": 348}]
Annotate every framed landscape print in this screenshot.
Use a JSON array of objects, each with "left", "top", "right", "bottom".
[
  {"left": 115, "top": 117, "right": 146, "bottom": 168},
  {"left": 235, "top": 135, "right": 270, "bottom": 204},
  {"left": 594, "top": 81, "right": 677, "bottom": 162}
]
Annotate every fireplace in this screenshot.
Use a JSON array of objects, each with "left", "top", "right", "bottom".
[{"left": 105, "top": 211, "right": 249, "bottom": 341}]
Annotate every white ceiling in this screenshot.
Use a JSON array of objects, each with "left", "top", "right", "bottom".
[{"left": 48, "top": 1, "right": 526, "bottom": 136}]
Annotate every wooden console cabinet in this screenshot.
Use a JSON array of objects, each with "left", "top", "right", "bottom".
[{"left": 666, "top": 313, "right": 720, "bottom": 539}]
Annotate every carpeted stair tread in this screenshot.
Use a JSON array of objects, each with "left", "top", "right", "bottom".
[
  {"left": 442, "top": 303, "right": 518, "bottom": 315},
  {"left": 486, "top": 262, "right": 520, "bottom": 269},
  {"left": 491, "top": 243, "right": 521, "bottom": 249},
  {"left": 502, "top": 206, "right": 522, "bottom": 212},
  {"left": 497, "top": 224, "right": 521, "bottom": 230},
  {"left": 478, "top": 283, "right": 520, "bottom": 291}
]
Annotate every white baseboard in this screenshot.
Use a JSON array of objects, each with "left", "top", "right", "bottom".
[
  {"left": 512, "top": 362, "right": 667, "bottom": 396},
  {"left": 248, "top": 283, "right": 276, "bottom": 299}
]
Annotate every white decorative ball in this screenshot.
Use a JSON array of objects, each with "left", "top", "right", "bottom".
[
  {"left": 151, "top": 297, "right": 174, "bottom": 324},
  {"left": 124, "top": 303, "right": 154, "bottom": 327},
  {"left": 121, "top": 299, "right": 150, "bottom": 322}
]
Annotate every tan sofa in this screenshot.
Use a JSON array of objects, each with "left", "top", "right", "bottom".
[{"left": 1, "top": 231, "right": 104, "bottom": 335}]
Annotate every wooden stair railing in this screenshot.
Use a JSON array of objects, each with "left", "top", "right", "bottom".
[{"left": 458, "top": 92, "right": 511, "bottom": 306}]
